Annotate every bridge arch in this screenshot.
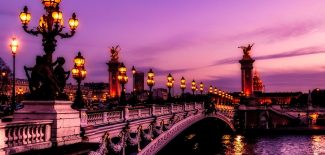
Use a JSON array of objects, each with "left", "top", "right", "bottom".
[{"left": 138, "top": 112, "right": 235, "bottom": 155}]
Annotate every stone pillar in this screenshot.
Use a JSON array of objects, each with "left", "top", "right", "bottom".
[
  {"left": 123, "top": 106, "right": 130, "bottom": 121},
  {"left": 0, "top": 126, "right": 6, "bottom": 153},
  {"left": 80, "top": 109, "right": 88, "bottom": 127},
  {"left": 13, "top": 100, "right": 82, "bottom": 146},
  {"left": 170, "top": 103, "right": 174, "bottom": 113},
  {"left": 239, "top": 50, "right": 255, "bottom": 97},
  {"left": 151, "top": 104, "right": 156, "bottom": 116},
  {"left": 107, "top": 61, "right": 120, "bottom": 99}
]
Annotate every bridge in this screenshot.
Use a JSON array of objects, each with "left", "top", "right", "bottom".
[
  {"left": 0, "top": 101, "right": 235, "bottom": 155},
  {"left": 238, "top": 104, "right": 325, "bottom": 129},
  {"left": 84, "top": 102, "right": 235, "bottom": 155}
]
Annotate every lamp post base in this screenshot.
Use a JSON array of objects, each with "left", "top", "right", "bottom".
[{"left": 13, "top": 100, "right": 82, "bottom": 146}]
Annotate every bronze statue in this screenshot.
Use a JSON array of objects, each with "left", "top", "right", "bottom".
[
  {"left": 53, "top": 57, "right": 70, "bottom": 93},
  {"left": 24, "top": 55, "right": 67, "bottom": 100},
  {"left": 24, "top": 56, "right": 44, "bottom": 94},
  {"left": 110, "top": 45, "right": 120, "bottom": 61},
  {"left": 238, "top": 43, "right": 254, "bottom": 55}
]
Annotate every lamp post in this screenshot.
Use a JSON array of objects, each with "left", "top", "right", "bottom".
[
  {"left": 191, "top": 80, "right": 196, "bottom": 96},
  {"left": 19, "top": 2, "right": 78, "bottom": 64},
  {"left": 118, "top": 63, "right": 128, "bottom": 105},
  {"left": 71, "top": 52, "right": 86, "bottom": 109},
  {"left": 0, "top": 71, "right": 7, "bottom": 105},
  {"left": 209, "top": 85, "right": 213, "bottom": 94},
  {"left": 131, "top": 66, "right": 136, "bottom": 92},
  {"left": 214, "top": 87, "right": 218, "bottom": 95},
  {"left": 180, "top": 77, "right": 186, "bottom": 96},
  {"left": 147, "top": 69, "right": 155, "bottom": 103},
  {"left": 10, "top": 38, "right": 18, "bottom": 112},
  {"left": 19, "top": 1, "right": 79, "bottom": 99},
  {"left": 166, "top": 73, "right": 173, "bottom": 100},
  {"left": 131, "top": 66, "right": 136, "bottom": 101},
  {"left": 199, "top": 82, "right": 204, "bottom": 95}
]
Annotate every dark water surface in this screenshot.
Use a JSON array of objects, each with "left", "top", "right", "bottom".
[{"left": 158, "top": 118, "right": 325, "bottom": 155}]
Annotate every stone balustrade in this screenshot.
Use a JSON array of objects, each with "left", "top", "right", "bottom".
[
  {"left": 216, "top": 105, "right": 235, "bottom": 118},
  {"left": 81, "top": 103, "right": 203, "bottom": 128},
  {"left": 87, "top": 102, "right": 237, "bottom": 155},
  {"left": 0, "top": 120, "right": 52, "bottom": 154}
]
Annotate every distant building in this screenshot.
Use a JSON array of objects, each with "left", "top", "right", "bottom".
[
  {"left": 65, "top": 82, "right": 109, "bottom": 102},
  {"left": 255, "top": 92, "right": 302, "bottom": 105},
  {"left": 311, "top": 88, "right": 325, "bottom": 107},
  {"left": 134, "top": 72, "right": 144, "bottom": 93},
  {"left": 15, "top": 79, "right": 29, "bottom": 95},
  {"left": 153, "top": 88, "right": 168, "bottom": 100}
]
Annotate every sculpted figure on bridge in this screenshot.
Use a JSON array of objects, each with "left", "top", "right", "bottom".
[
  {"left": 110, "top": 45, "right": 120, "bottom": 61},
  {"left": 238, "top": 43, "right": 254, "bottom": 55}
]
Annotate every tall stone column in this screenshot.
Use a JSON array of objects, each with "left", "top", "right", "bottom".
[
  {"left": 107, "top": 61, "right": 120, "bottom": 99},
  {"left": 239, "top": 44, "right": 255, "bottom": 97},
  {"left": 107, "top": 46, "right": 121, "bottom": 99}
]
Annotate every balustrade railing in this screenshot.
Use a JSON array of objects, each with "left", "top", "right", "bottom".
[
  {"left": 0, "top": 120, "right": 52, "bottom": 152},
  {"left": 81, "top": 102, "right": 204, "bottom": 127}
]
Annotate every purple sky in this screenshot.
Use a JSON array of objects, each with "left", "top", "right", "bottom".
[{"left": 1, "top": 0, "right": 325, "bottom": 93}]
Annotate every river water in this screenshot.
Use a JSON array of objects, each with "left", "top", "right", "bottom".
[{"left": 158, "top": 118, "right": 325, "bottom": 155}]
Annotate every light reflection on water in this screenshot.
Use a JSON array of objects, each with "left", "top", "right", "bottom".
[
  {"left": 158, "top": 119, "right": 325, "bottom": 155},
  {"left": 221, "top": 135, "right": 325, "bottom": 155}
]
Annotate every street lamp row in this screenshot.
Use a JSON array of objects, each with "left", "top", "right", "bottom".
[
  {"left": 208, "top": 85, "right": 234, "bottom": 100},
  {"left": 117, "top": 65, "right": 212, "bottom": 103}
]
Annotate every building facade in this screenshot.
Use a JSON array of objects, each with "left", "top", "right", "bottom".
[{"left": 134, "top": 71, "right": 144, "bottom": 93}]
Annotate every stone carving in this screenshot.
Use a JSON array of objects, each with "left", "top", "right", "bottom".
[
  {"left": 238, "top": 43, "right": 254, "bottom": 55},
  {"left": 109, "top": 136, "right": 124, "bottom": 153},
  {"left": 88, "top": 132, "right": 109, "bottom": 155}
]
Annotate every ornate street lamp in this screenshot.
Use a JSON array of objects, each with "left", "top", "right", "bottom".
[
  {"left": 131, "top": 66, "right": 137, "bottom": 101},
  {"left": 166, "top": 73, "right": 174, "bottom": 100},
  {"left": 209, "top": 85, "right": 213, "bottom": 94},
  {"left": 19, "top": 3, "right": 78, "bottom": 63},
  {"left": 180, "top": 77, "right": 186, "bottom": 96},
  {"left": 147, "top": 69, "right": 155, "bottom": 102},
  {"left": 191, "top": 80, "right": 196, "bottom": 95},
  {"left": 10, "top": 38, "right": 18, "bottom": 112},
  {"left": 214, "top": 87, "right": 218, "bottom": 95},
  {"left": 199, "top": 82, "right": 204, "bottom": 95},
  {"left": 19, "top": 1, "right": 79, "bottom": 99},
  {"left": 118, "top": 63, "right": 128, "bottom": 105},
  {"left": 71, "top": 52, "right": 86, "bottom": 109},
  {"left": 131, "top": 66, "right": 136, "bottom": 92}
]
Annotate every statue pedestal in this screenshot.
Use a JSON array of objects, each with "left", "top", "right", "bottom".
[{"left": 13, "top": 100, "right": 82, "bottom": 146}]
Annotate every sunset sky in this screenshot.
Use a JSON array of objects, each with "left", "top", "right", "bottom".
[{"left": 1, "top": 0, "right": 325, "bottom": 93}]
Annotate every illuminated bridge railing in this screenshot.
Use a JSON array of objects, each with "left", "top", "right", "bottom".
[
  {"left": 86, "top": 102, "right": 206, "bottom": 155},
  {"left": 80, "top": 102, "right": 204, "bottom": 128},
  {"left": 0, "top": 120, "right": 52, "bottom": 154},
  {"left": 216, "top": 105, "right": 235, "bottom": 118}
]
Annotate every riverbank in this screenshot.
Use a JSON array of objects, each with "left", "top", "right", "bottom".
[{"left": 242, "top": 126, "right": 325, "bottom": 135}]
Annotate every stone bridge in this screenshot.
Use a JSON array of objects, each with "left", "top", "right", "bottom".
[
  {"left": 85, "top": 102, "right": 235, "bottom": 155},
  {"left": 0, "top": 101, "right": 235, "bottom": 155}
]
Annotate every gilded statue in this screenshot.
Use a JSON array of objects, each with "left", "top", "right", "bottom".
[
  {"left": 238, "top": 43, "right": 254, "bottom": 55},
  {"left": 110, "top": 45, "right": 120, "bottom": 61}
]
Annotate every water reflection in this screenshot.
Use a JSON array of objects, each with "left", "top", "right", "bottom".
[
  {"left": 158, "top": 119, "right": 325, "bottom": 155},
  {"left": 234, "top": 135, "right": 244, "bottom": 155},
  {"left": 311, "top": 135, "right": 325, "bottom": 155}
]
